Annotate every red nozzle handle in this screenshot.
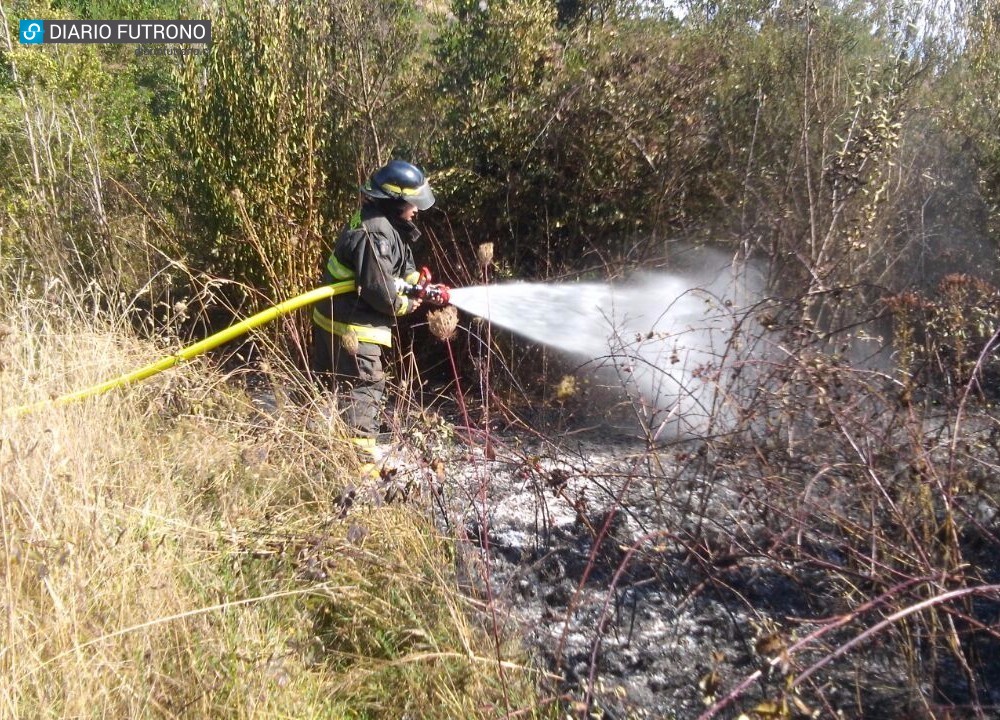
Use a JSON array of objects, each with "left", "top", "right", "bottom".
[{"left": 426, "top": 284, "right": 450, "bottom": 306}]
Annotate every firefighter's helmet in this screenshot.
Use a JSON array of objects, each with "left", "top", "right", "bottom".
[{"left": 361, "top": 160, "right": 435, "bottom": 211}]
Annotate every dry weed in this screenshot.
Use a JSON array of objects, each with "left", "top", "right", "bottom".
[{"left": 0, "top": 285, "right": 551, "bottom": 719}]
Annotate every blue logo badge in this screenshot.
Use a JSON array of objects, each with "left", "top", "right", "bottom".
[{"left": 19, "top": 20, "right": 45, "bottom": 44}]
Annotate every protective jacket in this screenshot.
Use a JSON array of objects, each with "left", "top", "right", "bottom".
[{"left": 312, "top": 202, "right": 421, "bottom": 347}]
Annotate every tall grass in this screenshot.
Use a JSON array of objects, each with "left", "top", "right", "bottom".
[{"left": 0, "top": 280, "right": 549, "bottom": 719}]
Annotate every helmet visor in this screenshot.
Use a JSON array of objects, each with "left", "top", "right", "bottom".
[{"left": 401, "top": 180, "right": 435, "bottom": 211}]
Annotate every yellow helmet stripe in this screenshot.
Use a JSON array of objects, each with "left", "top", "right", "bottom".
[{"left": 380, "top": 181, "right": 428, "bottom": 198}]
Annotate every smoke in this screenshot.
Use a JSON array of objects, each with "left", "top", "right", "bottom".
[{"left": 449, "top": 252, "right": 765, "bottom": 439}]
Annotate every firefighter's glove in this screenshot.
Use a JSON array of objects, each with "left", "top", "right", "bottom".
[
  {"left": 394, "top": 295, "right": 420, "bottom": 316},
  {"left": 394, "top": 277, "right": 419, "bottom": 315}
]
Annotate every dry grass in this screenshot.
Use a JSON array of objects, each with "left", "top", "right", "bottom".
[{"left": 0, "top": 287, "right": 550, "bottom": 719}]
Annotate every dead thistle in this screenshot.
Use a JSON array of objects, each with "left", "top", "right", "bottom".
[
  {"left": 340, "top": 330, "right": 359, "bottom": 355},
  {"left": 428, "top": 305, "right": 458, "bottom": 341},
  {"left": 476, "top": 242, "right": 494, "bottom": 269},
  {"left": 555, "top": 374, "right": 577, "bottom": 400}
]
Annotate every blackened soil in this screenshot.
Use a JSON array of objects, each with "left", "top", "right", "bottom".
[{"left": 408, "top": 423, "right": 1000, "bottom": 720}]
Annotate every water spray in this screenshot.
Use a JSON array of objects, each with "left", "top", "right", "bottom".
[
  {"left": 5, "top": 260, "right": 756, "bottom": 438},
  {"left": 448, "top": 266, "right": 758, "bottom": 438}
]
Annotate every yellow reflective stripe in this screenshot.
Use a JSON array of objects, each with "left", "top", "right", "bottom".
[
  {"left": 404, "top": 270, "right": 420, "bottom": 284},
  {"left": 312, "top": 308, "right": 392, "bottom": 347},
  {"left": 311, "top": 307, "right": 333, "bottom": 332},
  {"left": 336, "top": 321, "right": 391, "bottom": 346},
  {"left": 380, "top": 181, "right": 427, "bottom": 198},
  {"left": 326, "top": 253, "right": 355, "bottom": 280}
]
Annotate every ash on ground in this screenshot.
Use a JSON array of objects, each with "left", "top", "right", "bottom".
[{"left": 406, "top": 419, "right": 1000, "bottom": 720}]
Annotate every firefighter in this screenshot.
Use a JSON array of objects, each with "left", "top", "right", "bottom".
[{"left": 311, "top": 159, "right": 444, "bottom": 461}]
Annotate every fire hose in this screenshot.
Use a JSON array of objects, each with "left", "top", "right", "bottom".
[{"left": 4, "top": 273, "right": 449, "bottom": 418}]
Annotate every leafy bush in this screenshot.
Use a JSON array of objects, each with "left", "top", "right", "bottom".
[
  {"left": 0, "top": 2, "right": 175, "bottom": 294},
  {"left": 169, "top": 0, "right": 439, "bottom": 302}
]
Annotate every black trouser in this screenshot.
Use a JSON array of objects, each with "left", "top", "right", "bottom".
[{"left": 312, "top": 326, "right": 387, "bottom": 438}]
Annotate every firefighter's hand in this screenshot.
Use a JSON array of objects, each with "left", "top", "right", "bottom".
[{"left": 395, "top": 296, "right": 422, "bottom": 316}]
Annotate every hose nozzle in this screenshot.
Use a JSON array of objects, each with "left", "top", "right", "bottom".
[{"left": 400, "top": 266, "right": 450, "bottom": 306}]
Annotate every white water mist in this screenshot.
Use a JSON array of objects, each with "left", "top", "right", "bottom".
[{"left": 449, "top": 261, "right": 761, "bottom": 439}]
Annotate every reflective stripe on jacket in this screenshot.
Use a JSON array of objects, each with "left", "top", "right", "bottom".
[
  {"left": 311, "top": 307, "right": 392, "bottom": 346},
  {"left": 312, "top": 202, "right": 419, "bottom": 348},
  {"left": 310, "top": 279, "right": 391, "bottom": 343}
]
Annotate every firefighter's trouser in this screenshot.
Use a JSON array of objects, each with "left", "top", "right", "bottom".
[{"left": 312, "top": 325, "right": 386, "bottom": 438}]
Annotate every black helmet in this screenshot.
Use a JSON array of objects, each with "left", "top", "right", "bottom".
[{"left": 361, "top": 160, "right": 435, "bottom": 211}]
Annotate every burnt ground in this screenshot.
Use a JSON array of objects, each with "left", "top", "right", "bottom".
[
  {"left": 244, "top": 363, "right": 1000, "bottom": 720},
  {"left": 368, "top": 411, "right": 1000, "bottom": 720}
]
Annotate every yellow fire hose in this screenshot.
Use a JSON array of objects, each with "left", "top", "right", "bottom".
[{"left": 4, "top": 280, "right": 356, "bottom": 418}]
